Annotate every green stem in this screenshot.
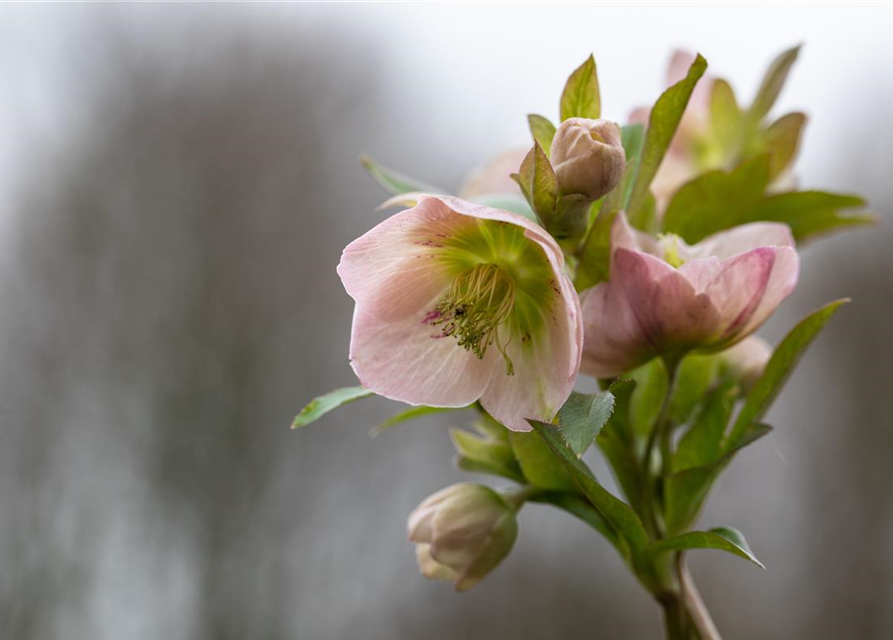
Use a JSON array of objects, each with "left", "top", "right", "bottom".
[{"left": 641, "top": 355, "right": 681, "bottom": 538}]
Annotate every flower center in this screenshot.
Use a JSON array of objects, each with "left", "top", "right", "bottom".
[
  {"left": 658, "top": 233, "right": 686, "bottom": 268},
  {"left": 434, "top": 263, "right": 516, "bottom": 375}
]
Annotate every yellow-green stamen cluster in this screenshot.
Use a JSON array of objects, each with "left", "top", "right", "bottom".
[
  {"left": 658, "top": 233, "right": 686, "bottom": 268},
  {"left": 434, "top": 263, "right": 516, "bottom": 375}
]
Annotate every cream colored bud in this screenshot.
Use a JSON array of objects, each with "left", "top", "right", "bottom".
[
  {"left": 550, "top": 118, "right": 626, "bottom": 201},
  {"left": 407, "top": 483, "right": 518, "bottom": 591},
  {"left": 720, "top": 336, "right": 773, "bottom": 391}
]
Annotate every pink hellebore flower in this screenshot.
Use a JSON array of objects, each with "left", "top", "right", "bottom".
[
  {"left": 580, "top": 213, "right": 799, "bottom": 378},
  {"left": 338, "top": 194, "right": 583, "bottom": 431}
]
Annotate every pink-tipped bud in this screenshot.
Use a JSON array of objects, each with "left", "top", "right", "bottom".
[{"left": 550, "top": 118, "right": 625, "bottom": 201}]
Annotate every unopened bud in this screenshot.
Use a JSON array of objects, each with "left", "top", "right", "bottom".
[
  {"left": 550, "top": 118, "right": 625, "bottom": 201},
  {"left": 720, "top": 336, "right": 772, "bottom": 391},
  {"left": 407, "top": 483, "right": 518, "bottom": 591}
]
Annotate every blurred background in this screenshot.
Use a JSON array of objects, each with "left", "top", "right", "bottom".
[{"left": 0, "top": 3, "right": 890, "bottom": 639}]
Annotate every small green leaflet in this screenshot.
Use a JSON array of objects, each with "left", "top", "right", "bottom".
[
  {"left": 370, "top": 405, "right": 464, "bottom": 436},
  {"left": 558, "top": 390, "right": 616, "bottom": 457},
  {"left": 292, "top": 386, "right": 373, "bottom": 429},
  {"left": 648, "top": 526, "right": 765, "bottom": 569},
  {"left": 560, "top": 54, "right": 601, "bottom": 122},
  {"left": 527, "top": 114, "right": 557, "bottom": 157},
  {"left": 627, "top": 54, "right": 707, "bottom": 228},
  {"left": 359, "top": 155, "right": 445, "bottom": 196}
]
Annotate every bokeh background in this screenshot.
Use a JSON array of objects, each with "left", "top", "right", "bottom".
[{"left": 0, "top": 3, "right": 890, "bottom": 639}]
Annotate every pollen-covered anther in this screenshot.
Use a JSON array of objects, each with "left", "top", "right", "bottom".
[{"left": 434, "top": 263, "right": 516, "bottom": 375}]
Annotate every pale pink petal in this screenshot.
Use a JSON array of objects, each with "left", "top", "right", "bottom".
[
  {"left": 338, "top": 200, "right": 458, "bottom": 321},
  {"left": 687, "top": 222, "right": 795, "bottom": 261},
  {"left": 349, "top": 305, "right": 493, "bottom": 408},
  {"left": 683, "top": 248, "right": 776, "bottom": 340},
  {"left": 580, "top": 277, "right": 651, "bottom": 378},
  {"left": 738, "top": 245, "right": 799, "bottom": 336},
  {"left": 613, "top": 249, "right": 720, "bottom": 349}
]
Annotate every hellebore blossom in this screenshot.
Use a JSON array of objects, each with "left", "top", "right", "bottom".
[
  {"left": 580, "top": 212, "right": 799, "bottom": 378},
  {"left": 550, "top": 117, "right": 626, "bottom": 201},
  {"left": 337, "top": 194, "right": 582, "bottom": 431},
  {"left": 407, "top": 483, "right": 519, "bottom": 591}
]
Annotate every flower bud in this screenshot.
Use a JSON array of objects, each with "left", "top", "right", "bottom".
[
  {"left": 550, "top": 117, "right": 626, "bottom": 201},
  {"left": 720, "top": 336, "right": 772, "bottom": 391},
  {"left": 407, "top": 483, "right": 518, "bottom": 591}
]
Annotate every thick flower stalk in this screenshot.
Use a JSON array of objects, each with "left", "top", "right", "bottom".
[
  {"left": 580, "top": 212, "right": 799, "bottom": 378},
  {"left": 407, "top": 483, "right": 520, "bottom": 592},
  {"left": 337, "top": 194, "right": 582, "bottom": 431}
]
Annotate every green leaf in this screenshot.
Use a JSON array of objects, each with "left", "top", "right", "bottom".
[
  {"left": 663, "top": 154, "right": 873, "bottom": 244},
  {"left": 727, "top": 299, "right": 848, "bottom": 447},
  {"left": 761, "top": 112, "right": 806, "bottom": 179},
  {"left": 750, "top": 191, "right": 875, "bottom": 243},
  {"left": 509, "top": 431, "right": 578, "bottom": 493},
  {"left": 628, "top": 358, "right": 669, "bottom": 438},
  {"left": 513, "top": 142, "right": 558, "bottom": 221},
  {"left": 749, "top": 45, "right": 801, "bottom": 121},
  {"left": 451, "top": 428, "right": 525, "bottom": 483},
  {"left": 673, "top": 379, "right": 737, "bottom": 471},
  {"left": 661, "top": 154, "right": 772, "bottom": 243},
  {"left": 531, "top": 492, "right": 620, "bottom": 550},
  {"left": 370, "top": 405, "right": 465, "bottom": 436},
  {"left": 468, "top": 194, "right": 537, "bottom": 221},
  {"left": 560, "top": 54, "right": 601, "bottom": 121},
  {"left": 558, "top": 390, "right": 616, "bottom": 457},
  {"left": 627, "top": 54, "right": 708, "bottom": 226},
  {"left": 292, "top": 386, "right": 373, "bottom": 429},
  {"left": 529, "top": 420, "right": 649, "bottom": 555},
  {"left": 359, "top": 155, "right": 444, "bottom": 196},
  {"left": 648, "top": 526, "right": 764, "bottom": 569},
  {"left": 528, "top": 114, "right": 557, "bottom": 157},
  {"left": 665, "top": 423, "right": 771, "bottom": 534}
]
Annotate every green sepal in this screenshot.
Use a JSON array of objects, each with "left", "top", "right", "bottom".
[
  {"left": 292, "top": 386, "right": 373, "bottom": 429},
  {"left": 529, "top": 419, "right": 650, "bottom": 556},
  {"left": 451, "top": 428, "right": 525, "bottom": 483},
  {"left": 648, "top": 526, "right": 764, "bottom": 569},
  {"left": 527, "top": 114, "right": 557, "bottom": 157},
  {"left": 627, "top": 54, "right": 708, "bottom": 228},
  {"left": 557, "top": 390, "right": 617, "bottom": 457},
  {"left": 726, "top": 299, "right": 848, "bottom": 447},
  {"left": 512, "top": 142, "right": 558, "bottom": 222},
  {"left": 359, "top": 155, "right": 444, "bottom": 196},
  {"left": 560, "top": 54, "right": 601, "bottom": 122}
]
